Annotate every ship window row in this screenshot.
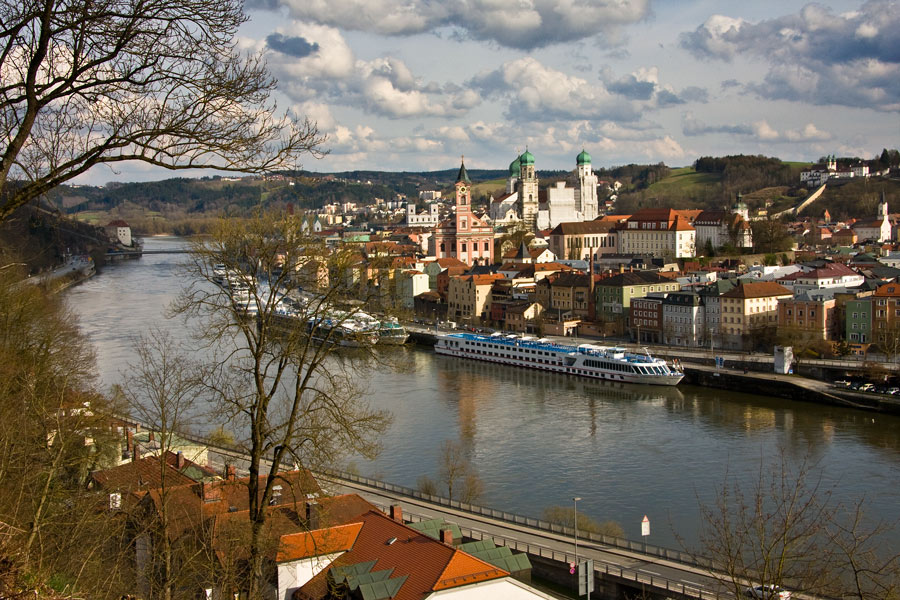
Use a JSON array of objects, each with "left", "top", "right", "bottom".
[
  {"left": 581, "top": 359, "right": 666, "bottom": 375},
  {"left": 467, "top": 341, "right": 554, "bottom": 356}
]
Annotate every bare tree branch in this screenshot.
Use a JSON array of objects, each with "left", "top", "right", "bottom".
[{"left": 0, "top": 0, "right": 327, "bottom": 222}]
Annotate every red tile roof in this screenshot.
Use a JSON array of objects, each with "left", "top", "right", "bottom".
[
  {"left": 722, "top": 281, "right": 792, "bottom": 299},
  {"left": 277, "top": 522, "right": 363, "bottom": 562},
  {"left": 91, "top": 451, "right": 209, "bottom": 493},
  {"left": 295, "top": 510, "right": 507, "bottom": 600}
]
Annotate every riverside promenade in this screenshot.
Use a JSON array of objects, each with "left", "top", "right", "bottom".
[
  {"left": 203, "top": 440, "right": 732, "bottom": 600},
  {"left": 409, "top": 325, "right": 900, "bottom": 414}
]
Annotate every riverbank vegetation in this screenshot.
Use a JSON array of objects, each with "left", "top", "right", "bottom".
[
  {"left": 0, "top": 268, "right": 131, "bottom": 598},
  {"left": 686, "top": 455, "right": 900, "bottom": 600}
]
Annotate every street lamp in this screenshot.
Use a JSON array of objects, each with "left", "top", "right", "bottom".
[{"left": 573, "top": 496, "right": 581, "bottom": 569}]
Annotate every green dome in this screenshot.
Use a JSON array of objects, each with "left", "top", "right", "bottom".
[
  {"left": 519, "top": 150, "right": 535, "bottom": 166},
  {"left": 576, "top": 149, "right": 591, "bottom": 165},
  {"left": 508, "top": 157, "right": 521, "bottom": 177}
]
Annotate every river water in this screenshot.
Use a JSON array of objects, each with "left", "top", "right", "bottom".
[{"left": 66, "top": 237, "right": 900, "bottom": 550}]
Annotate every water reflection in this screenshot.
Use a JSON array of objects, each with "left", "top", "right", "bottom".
[{"left": 65, "top": 237, "right": 900, "bottom": 550}]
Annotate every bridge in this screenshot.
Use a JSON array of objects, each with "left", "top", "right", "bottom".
[
  {"left": 200, "top": 440, "right": 736, "bottom": 600},
  {"left": 106, "top": 248, "right": 190, "bottom": 257}
]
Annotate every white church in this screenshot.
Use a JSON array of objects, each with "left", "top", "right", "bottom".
[{"left": 489, "top": 149, "right": 600, "bottom": 232}]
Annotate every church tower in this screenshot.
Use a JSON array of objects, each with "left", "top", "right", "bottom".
[
  {"left": 455, "top": 157, "right": 473, "bottom": 235},
  {"left": 506, "top": 155, "right": 520, "bottom": 195},
  {"left": 518, "top": 150, "right": 539, "bottom": 231},
  {"left": 878, "top": 191, "right": 888, "bottom": 219},
  {"left": 574, "top": 149, "right": 598, "bottom": 221}
]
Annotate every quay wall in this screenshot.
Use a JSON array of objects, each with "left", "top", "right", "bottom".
[
  {"left": 406, "top": 329, "right": 900, "bottom": 415},
  {"left": 682, "top": 367, "right": 900, "bottom": 414}
]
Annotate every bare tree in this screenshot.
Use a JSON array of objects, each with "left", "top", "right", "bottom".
[
  {"left": 438, "top": 439, "right": 483, "bottom": 503},
  {"left": 542, "top": 506, "right": 625, "bottom": 538},
  {"left": 0, "top": 0, "right": 326, "bottom": 222},
  {"left": 0, "top": 267, "right": 129, "bottom": 597},
  {"left": 686, "top": 454, "right": 900, "bottom": 599},
  {"left": 172, "top": 212, "right": 392, "bottom": 597},
  {"left": 119, "top": 328, "right": 207, "bottom": 600}
]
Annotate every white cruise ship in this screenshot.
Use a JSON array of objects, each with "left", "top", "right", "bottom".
[{"left": 434, "top": 332, "right": 683, "bottom": 386}]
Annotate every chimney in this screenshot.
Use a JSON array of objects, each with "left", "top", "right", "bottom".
[
  {"left": 619, "top": 264, "right": 624, "bottom": 274},
  {"left": 440, "top": 528, "right": 453, "bottom": 546},
  {"left": 202, "top": 481, "right": 223, "bottom": 503},
  {"left": 149, "top": 431, "right": 155, "bottom": 442},
  {"left": 176, "top": 451, "right": 185, "bottom": 470},
  {"left": 306, "top": 501, "right": 320, "bottom": 530},
  {"left": 389, "top": 504, "right": 403, "bottom": 523},
  {"left": 226, "top": 465, "right": 236, "bottom": 481},
  {"left": 133, "top": 444, "right": 141, "bottom": 462}
]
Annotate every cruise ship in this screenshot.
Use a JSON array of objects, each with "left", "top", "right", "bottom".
[{"left": 434, "top": 332, "right": 683, "bottom": 386}]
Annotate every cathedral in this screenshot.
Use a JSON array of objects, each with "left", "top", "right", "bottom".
[
  {"left": 432, "top": 159, "right": 495, "bottom": 266},
  {"left": 490, "top": 149, "right": 600, "bottom": 232}
]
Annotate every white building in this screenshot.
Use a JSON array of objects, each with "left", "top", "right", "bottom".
[
  {"left": 852, "top": 198, "right": 892, "bottom": 242},
  {"left": 405, "top": 203, "right": 440, "bottom": 228},
  {"left": 693, "top": 199, "right": 752, "bottom": 253},
  {"left": 105, "top": 220, "right": 132, "bottom": 246},
  {"left": 662, "top": 291, "right": 705, "bottom": 347},
  {"left": 618, "top": 208, "right": 696, "bottom": 258},
  {"left": 536, "top": 150, "right": 600, "bottom": 231}
]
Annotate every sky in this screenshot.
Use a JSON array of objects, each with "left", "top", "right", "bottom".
[{"left": 76, "top": 0, "right": 900, "bottom": 184}]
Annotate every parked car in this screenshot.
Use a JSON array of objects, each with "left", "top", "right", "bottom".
[{"left": 745, "top": 584, "right": 792, "bottom": 599}]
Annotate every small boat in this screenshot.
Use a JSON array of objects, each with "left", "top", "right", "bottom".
[
  {"left": 355, "top": 313, "right": 409, "bottom": 345},
  {"left": 434, "top": 332, "right": 683, "bottom": 386},
  {"left": 268, "top": 302, "right": 377, "bottom": 348}
]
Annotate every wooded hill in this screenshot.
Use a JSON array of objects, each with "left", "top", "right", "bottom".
[{"left": 42, "top": 151, "right": 900, "bottom": 233}]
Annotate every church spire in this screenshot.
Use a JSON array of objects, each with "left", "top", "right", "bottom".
[{"left": 456, "top": 156, "right": 471, "bottom": 184}]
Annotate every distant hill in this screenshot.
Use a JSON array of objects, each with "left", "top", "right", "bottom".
[
  {"left": 0, "top": 203, "right": 110, "bottom": 274},
  {"left": 34, "top": 151, "right": 899, "bottom": 232}
]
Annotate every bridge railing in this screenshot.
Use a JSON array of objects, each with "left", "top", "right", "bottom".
[
  {"left": 387, "top": 505, "right": 717, "bottom": 600},
  {"left": 317, "top": 467, "right": 715, "bottom": 572}
]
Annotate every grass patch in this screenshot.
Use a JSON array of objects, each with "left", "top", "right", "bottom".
[
  {"left": 470, "top": 178, "right": 506, "bottom": 200},
  {"left": 646, "top": 167, "right": 722, "bottom": 195}
]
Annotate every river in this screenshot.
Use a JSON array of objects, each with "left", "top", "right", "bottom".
[{"left": 66, "top": 236, "right": 900, "bottom": 551}]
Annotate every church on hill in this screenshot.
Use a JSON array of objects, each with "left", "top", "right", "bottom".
[
  {"left": 431, "top": 159, "right": 495, "bottom": 267},
  {"left": 490, "top": 149, "right": 601, "bottom": 232}
]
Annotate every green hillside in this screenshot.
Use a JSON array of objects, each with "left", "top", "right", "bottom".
[{"left": 646, "top": 167, "right": 722, "bottom": 195}]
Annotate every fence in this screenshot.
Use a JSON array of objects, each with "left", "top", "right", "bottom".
[
  {"left": 359, "top": 497, "right": 720, "bottom": 600},
  {"left": 316, "top": 467, "right": 716, "bottom": 572}
]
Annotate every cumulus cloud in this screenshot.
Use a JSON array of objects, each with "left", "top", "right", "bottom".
[
  {"left": 752, "top": 121, "right": 780, "bottom": 141},
  {"left": 784, "top": 123, "right": 833, "bottom": 142},
  {"left": 470, "top": 57, "right": 640, "bottom": 122},
  {"left": 682, "top": 112, "right": 832, "bottom": 143},
  {"left": 598, "top": 66, "right": 708, "bottom": 108},
  {"left": 682, "top": 112, "right": 753, "bottom": 136},
  {"left": 679, "top": 1, "right": 900, "bottom": 111},
  {"left": 257, "top": 0, "right": 651, "bottom": 50},
  {"left": 259, "top": 22, "right": 481, "bottom": 119},
  {"left": 266, "top": 33, "right": 319, "bottom": 58}
]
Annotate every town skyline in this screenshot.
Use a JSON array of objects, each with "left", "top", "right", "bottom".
[{"left": 72, "top": 0, "right": 899, "bottom": 185}]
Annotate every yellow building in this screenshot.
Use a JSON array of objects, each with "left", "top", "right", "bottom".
[
  {"left": 447, "top": 273, "right": 505, "bottom": 323},
  {"left": 720, "top": 281, "right": 792, "bottom": 349}
]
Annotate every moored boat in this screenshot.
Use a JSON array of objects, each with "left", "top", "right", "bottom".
[
  {"left": 434, "top": 332, "right": 683, "bottom": 386},
  {"left": 356, "top": 313, "right": 409, "bottom": 345}
]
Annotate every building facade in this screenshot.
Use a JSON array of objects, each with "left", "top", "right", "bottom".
[{"left": 433, "top": 160, "right": 495, "bottom": 266}]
